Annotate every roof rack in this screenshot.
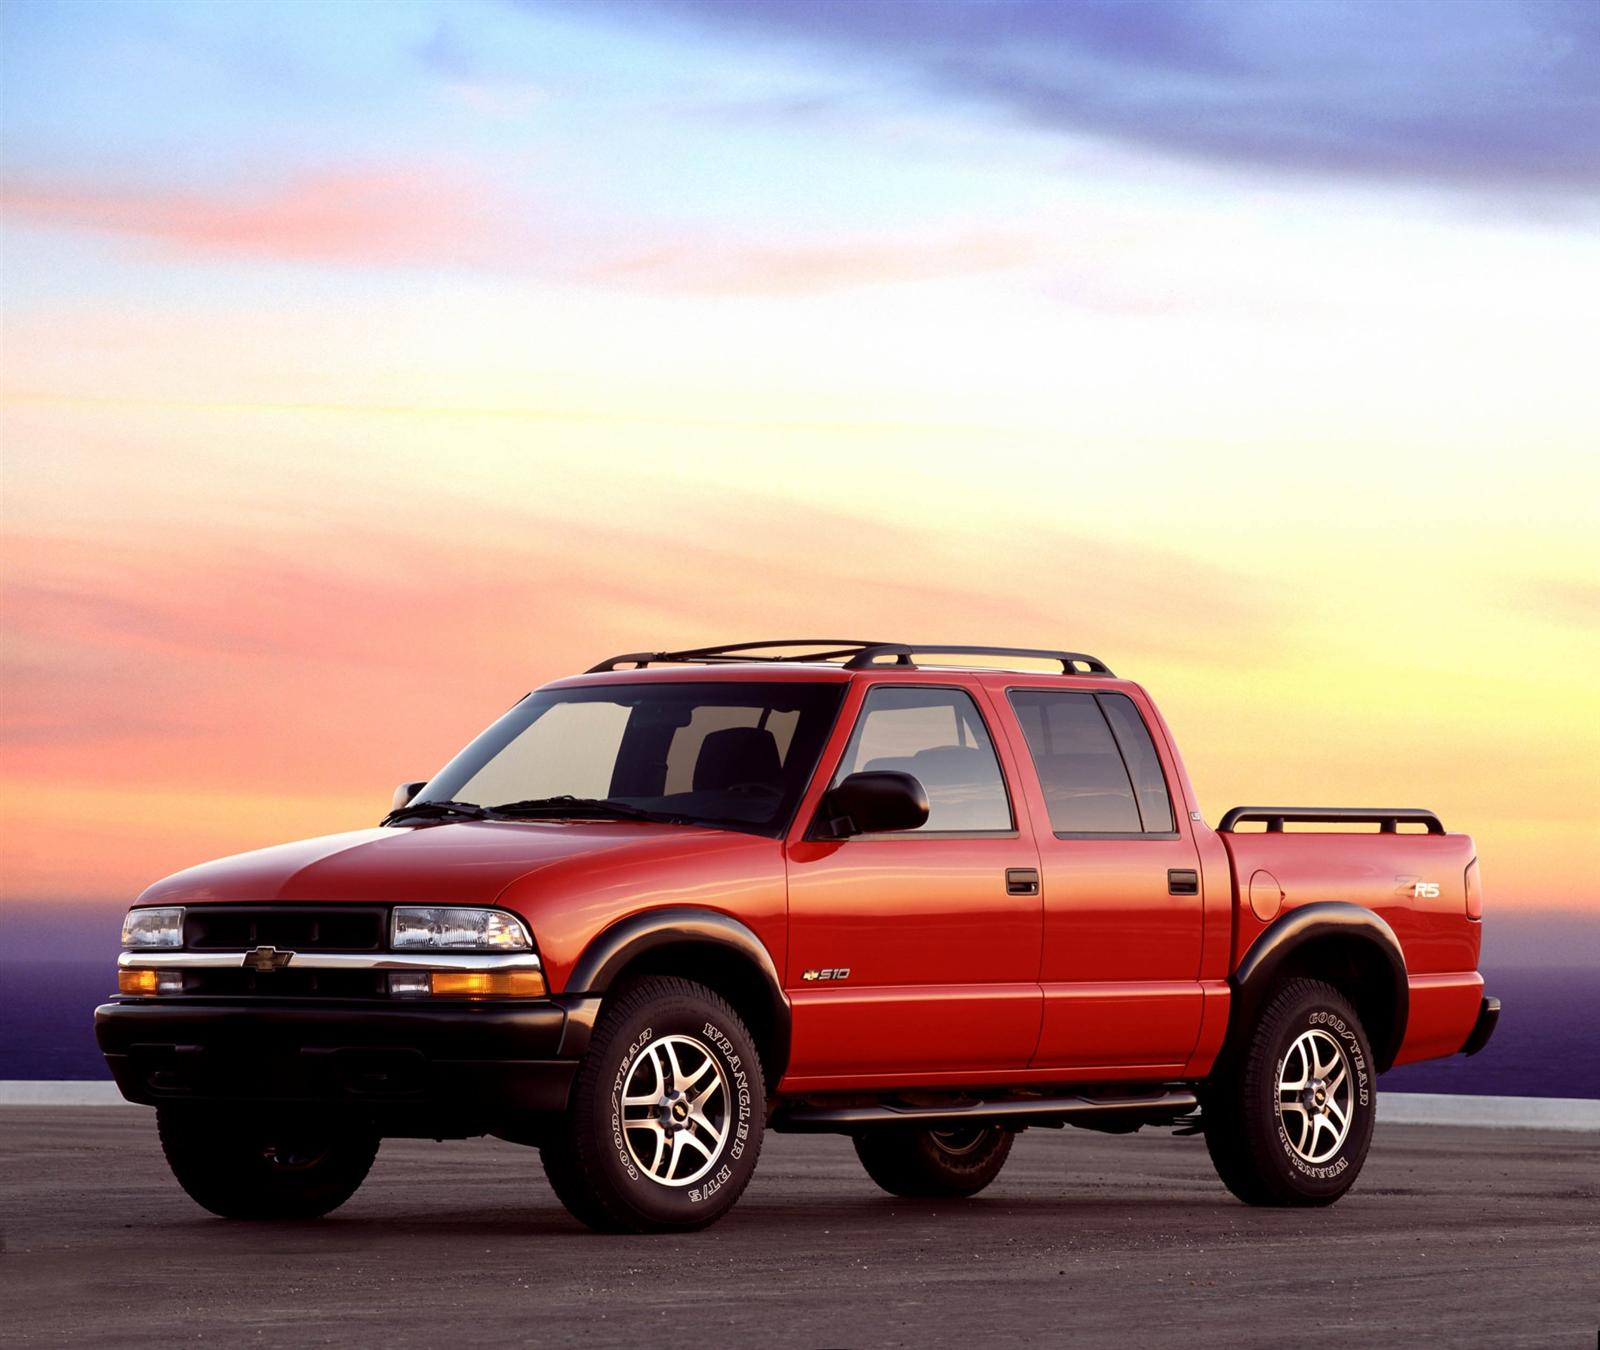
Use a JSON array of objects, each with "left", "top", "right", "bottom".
[{"left": 587, "top": 640, "right": 1113, "bottom": 676}]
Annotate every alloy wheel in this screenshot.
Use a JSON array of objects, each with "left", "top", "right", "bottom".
[
  {"left": 1276, "top": 1028, "right": 1354, "bottom": 1164},
  {"left": 620, "top": 1034, "right": 730, "bottom": 1187}
]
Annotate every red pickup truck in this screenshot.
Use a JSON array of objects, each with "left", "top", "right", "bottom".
[{"left": 98, "top": 640, "right": 1498, "bottom": 1232}]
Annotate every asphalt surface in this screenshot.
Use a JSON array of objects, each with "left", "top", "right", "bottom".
[{"left": 0, "top": 1107, "right": 1594, "bottom": 1348}]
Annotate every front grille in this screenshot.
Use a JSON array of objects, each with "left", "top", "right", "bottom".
[
  {"left": 183, "top": 905, "right": 387, "bottom": 952},
  {"left": 173, "top": 969, "right": 389, "bottom": 999}
]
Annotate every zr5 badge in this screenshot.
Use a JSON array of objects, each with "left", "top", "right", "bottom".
[{"left": 1396, "top": 877, "right": 1440, "bottom": 899}]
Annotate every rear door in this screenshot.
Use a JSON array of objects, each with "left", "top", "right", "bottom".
[
  {"left": 782, "top": 680, "right": 1043, "bottom": 1085},
  {"left": 1002, "top": 685, "right": 1205, "bottom": 1072}
]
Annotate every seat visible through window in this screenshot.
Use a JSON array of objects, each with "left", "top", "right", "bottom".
[
  {"left": 838, "top": 686, "right": 1011, "bottom": 832},
  {"left": 693, "top": 726, "right": 782, "bottom": 792}
]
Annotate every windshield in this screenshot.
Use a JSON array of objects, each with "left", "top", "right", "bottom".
[{"left": 414, "top": 681, "right": 846, "bottom": 835}]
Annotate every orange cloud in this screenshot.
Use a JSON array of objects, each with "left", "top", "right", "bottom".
[
  {"left": 1514, "top": 579, "right": 1600, "bottom": 629},
  {"left": 2, "top": 444, "right": 1593, "bottom": 913},
  {"left": 0, "top": 493, "right": 1291, "bottom": 898},
  {"left": 1, "top": 498, "right": 1270, "bottom": 756},
  {"left": 1, "top": 168, "right": 503, "bottom": 265}
]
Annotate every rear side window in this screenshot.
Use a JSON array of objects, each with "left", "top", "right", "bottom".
[
  {"left": 1008, "top": 690, "right": 1175, "bottom": 835},
  {"left": 1098, "top": 693, "right": 1174, "bottom": 833},
  {"left": 836, "top": 686, "right": 1012, "bottom": 832}
]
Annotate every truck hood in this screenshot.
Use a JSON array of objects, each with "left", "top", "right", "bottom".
[{"left": 138, "top": 819, "right": 744, "bottom": 908}]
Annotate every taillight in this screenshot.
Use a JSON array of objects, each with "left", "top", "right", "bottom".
[{"left": 1464, "top": 858, "right": 1483, "bottom": 920}]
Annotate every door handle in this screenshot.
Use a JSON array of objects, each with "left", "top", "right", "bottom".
[
  {"left": 1168, "top": 869, "right": 1199, "bottom": 895},
  {"left": 1006, "top": 868, "right": 1040, "bottom": 896}
]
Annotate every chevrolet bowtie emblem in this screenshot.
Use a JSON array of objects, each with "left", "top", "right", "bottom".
[{"left": 242, "top": 945, "right": 293, "bottom": 972}]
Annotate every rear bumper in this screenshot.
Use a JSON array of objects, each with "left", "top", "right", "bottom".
[
  {"left": 95, "top": 996, "right": 600, "bottom": 1133},
  {"left": 1459, "top": 995, "right": 1500, "bottom": 1057}
]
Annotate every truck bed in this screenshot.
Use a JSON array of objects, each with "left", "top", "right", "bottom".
[{"left": 1219, "top": 808, "right": 1483, "bottom": 1065}]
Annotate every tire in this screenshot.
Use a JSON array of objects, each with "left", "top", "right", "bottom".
[
  {"left": 853, "top": 1124, "right": 1014, "bottom": 1199},
  {"left": 1203, "top": 978, "right": 1376, "bottom": 1206},
  {"left": 541, "top": 977, "right": 766, "bottom": 1233},
  {"left": 156, "top": 1108, "right": 379, "bottom": 1219}
]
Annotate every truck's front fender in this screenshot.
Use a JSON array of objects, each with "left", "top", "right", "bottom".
[{"left": 563, "top": 906, "right": 791, "bottom": 1081}]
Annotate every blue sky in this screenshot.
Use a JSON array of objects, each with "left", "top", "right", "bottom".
[{"left": 6, "top": 0, "right": 1596, "bottom": 206}]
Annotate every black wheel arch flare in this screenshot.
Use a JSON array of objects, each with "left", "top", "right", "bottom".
[
  {"left": 1227, "top": 901, "right": 1410, "bottom": 1072},
  {"left": 564, "top": 907, "right": 792, "bottom": 1084}
]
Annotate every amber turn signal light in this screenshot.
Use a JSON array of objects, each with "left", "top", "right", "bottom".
[
  {"left": 118, "top": 969, "right": 164, "bottom": 995},
  {"left": 431, "top": 970, "right": 546, "bottom": 998},
  {"left": 391, "top": 970, "right": 547, "bottom": 999}
]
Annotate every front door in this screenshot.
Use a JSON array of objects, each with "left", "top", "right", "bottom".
[
  {"left": 1002, "top": 686, "right": 1205, "bottom": 1072},
  {"left": 783, "top": 681, "right": 1043, "bottom": 1085}
]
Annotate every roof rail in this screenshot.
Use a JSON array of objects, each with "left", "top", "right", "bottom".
[
  {"left": 587, "top": 640, "right": 1113, "bottom": 676},
  {"left": 1218, "top": 806, "right": 1446, "bottom": 835},
  {"left": 587, "top": 640, "right": 881, "bottom": 673},
  {"left": 843, "top": 644, "right": 1113, "bottom": 675}
]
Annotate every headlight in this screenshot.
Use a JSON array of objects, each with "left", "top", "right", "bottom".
[
  {"left": 391, "top": 906, "right": 532, "bottom": 951},
  {"left": 122, "top": 907, "right": 184, "bottom": 949}
]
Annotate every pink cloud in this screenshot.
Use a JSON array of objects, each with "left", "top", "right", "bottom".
[
  {"left": 600, "top": 229, "right": 1045, "bottom": 294},
  {"left": 1, "top": 167, "right": 503, "bottom": 265},
  {"left": 3, "top": 166, "right": 1053, "bottom": 293}
]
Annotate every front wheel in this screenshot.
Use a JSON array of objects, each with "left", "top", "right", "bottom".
[
  {"left": 1203, "top": 978, "right": 1376, "bottom": 1206},
  {"left": 854, "top": 1124, "right": 1014, "bottom": 1198},
  {"left": 541, "top": 977, "right": 766, "bottom": 1233},
  {"left": 157, "top": 1108, "right": 379, "bottom": 1219}
]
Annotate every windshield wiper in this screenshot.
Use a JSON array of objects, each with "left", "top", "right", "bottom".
[
  {"left": 382, "top": 799, "right": 492, "bottom": 826},
  {"left": 489, "top": 795, "right": 667, "bottom": 823}
]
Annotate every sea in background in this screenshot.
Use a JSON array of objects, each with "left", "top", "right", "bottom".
[
  {"left": 3, "top": 902, "right": 1596, "bottom": 1096},
  {"left": 4, "top": 958, "right": 1595, "bottom": 1097}
]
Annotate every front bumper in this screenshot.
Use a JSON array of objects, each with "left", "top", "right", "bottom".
[
  {"left": 95, "top": 996, "right": 600, "bottom": 1134},
  {"left": 1460, "top": 995, "right": 1501, "bottom": 1057}
]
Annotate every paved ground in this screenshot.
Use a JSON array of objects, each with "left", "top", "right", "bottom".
[{"left": 0, "top": 1107, "right": 1594, "bottom": 1348}]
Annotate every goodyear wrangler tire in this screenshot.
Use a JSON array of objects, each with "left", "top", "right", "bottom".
[
  {"left": 540, "top": 976, "right": 765, "bottom": 1233},
  {"left": 853, "top": 1124, "right": 1013, "bottom": 1198},
  {"left": 1204, "top": 978, "right": 1376, "bottom": 1206},
  {"left": 156, "top": 1108, "right": 378, "bottom": 1219}
]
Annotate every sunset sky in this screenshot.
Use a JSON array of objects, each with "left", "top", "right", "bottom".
[{"left": 2, "top": 0, "right": 1597, "bottom": 928}]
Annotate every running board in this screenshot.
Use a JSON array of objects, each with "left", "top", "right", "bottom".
[{"left": 772, "top": 1089, "right": 1199, "bottom": 1133}]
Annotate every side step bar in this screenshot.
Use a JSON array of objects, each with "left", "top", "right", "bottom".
[{"left": 773, "top": 1089, "right": 1198, "bottom": 1133}]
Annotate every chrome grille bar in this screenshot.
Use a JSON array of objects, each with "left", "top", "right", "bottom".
[{"left": 118, "top": 950, "right": 542, "bottom": 973}]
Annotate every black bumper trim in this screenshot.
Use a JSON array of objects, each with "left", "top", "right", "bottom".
[
  {"left": 95, "top": 997, "right": 584, "bottom": 1122},
  {"left": 1460, "top": 995, "right": 1500, "bottom": 1057}
]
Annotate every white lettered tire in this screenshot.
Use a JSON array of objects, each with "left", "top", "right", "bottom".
[
  {"left": 541, "top": 976, "right": 765, "bottom": 1232},
  {"left": 1203, "top": 978, "right": 1376, "bottom": 1206}
]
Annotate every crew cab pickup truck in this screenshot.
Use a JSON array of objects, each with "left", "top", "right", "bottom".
[{"left": 97, "top": 640, "right": 1499, "bottom": 1232}]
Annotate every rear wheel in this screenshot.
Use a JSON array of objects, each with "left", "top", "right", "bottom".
[
  {"left": 1203, "top": 978, "right": 1375, "bottom": 1206},
  {"left": 853, "top": 1124, "right": 1013, "bottom": 1198},
  {"left": 157, "top": 1108, "right": 378, "bottom": 1219},
  {"left": 540, "top": 977, "right": 765, "bottom": 1233}
]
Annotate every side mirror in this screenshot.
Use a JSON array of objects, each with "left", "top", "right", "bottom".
[
  {"left": 822, "top": 771, "right": 929, "bottom": 838},
  {"left": 392, "top": 781, "right": 428, "bottom": 812}
]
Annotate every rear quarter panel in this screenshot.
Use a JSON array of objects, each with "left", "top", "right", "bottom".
[{"left": 1222, "top": 830, "right": 1484, "bottom": 1064}]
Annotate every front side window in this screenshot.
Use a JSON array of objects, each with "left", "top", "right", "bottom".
[
  {"left": 418, "top": 681, "right": 845, "bottom": 835},
  {"left": 834, "top": 686, "right": 1012, "bottom": 832},
  {"left": 1008, "top": 689, "right": 1175, "bottom": 835}
]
